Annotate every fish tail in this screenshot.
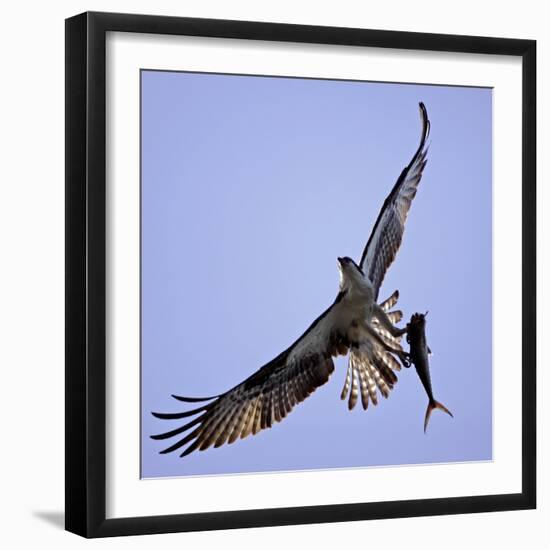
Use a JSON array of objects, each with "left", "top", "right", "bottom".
[{"left": 424, "top": 399, "right": 453, "bottom": 433}]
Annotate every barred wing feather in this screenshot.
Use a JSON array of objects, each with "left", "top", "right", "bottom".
[
  {"left": 151, "top": 294, "right": 352, "bottom": 457},
  {"left": 360, "top": 102, "right": 430, "bottom": 300}
]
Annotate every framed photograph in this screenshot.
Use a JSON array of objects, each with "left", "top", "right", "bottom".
[{"left": 65, "top": 11, "right": 536, "bottom": 538}]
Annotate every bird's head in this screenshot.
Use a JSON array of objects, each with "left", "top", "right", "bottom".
[{"left": 337, "top": 256, "right": 364, "bottom": 290}]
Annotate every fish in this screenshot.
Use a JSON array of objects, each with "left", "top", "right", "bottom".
[{"left": 406, "top": 312, "right": 453, "bottom": 432}]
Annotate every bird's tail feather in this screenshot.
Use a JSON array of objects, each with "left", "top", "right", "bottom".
[
  {"left": 340, "top": 291, "right": 403, "bottom": 411},
  {"left": 380, "top": 290, "right": 399, "bottom": 312}
]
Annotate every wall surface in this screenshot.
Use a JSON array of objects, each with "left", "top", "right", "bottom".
[{"left": 0, "top": 1, "right": 545, "bottom": 548}]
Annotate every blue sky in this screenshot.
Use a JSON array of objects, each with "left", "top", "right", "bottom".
[{"left": 140, "top": 70, "right": 492, "bottom": 478}]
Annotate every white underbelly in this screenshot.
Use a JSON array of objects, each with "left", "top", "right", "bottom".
[{"left": 341, "top": 290, "right": 374, "bottom": 327}]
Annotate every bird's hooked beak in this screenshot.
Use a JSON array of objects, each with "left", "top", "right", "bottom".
[
  {"left": 337, "top": 257, "right": 349, "bottom": 272},
  {"left": 337, "top": 256, "right": 364, "bottom": 276}
]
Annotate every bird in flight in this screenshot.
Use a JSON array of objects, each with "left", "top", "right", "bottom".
[{"left": 152, "top": 102, "right": 431, "bottom": 457}]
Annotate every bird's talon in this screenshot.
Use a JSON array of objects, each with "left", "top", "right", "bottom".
[{"left": 398, "top": 327, "right": 408, "bottom": 337}]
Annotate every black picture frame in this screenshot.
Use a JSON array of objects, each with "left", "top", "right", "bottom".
[{"left": 65, "top": 11, "right": 536, "bottom": 538}]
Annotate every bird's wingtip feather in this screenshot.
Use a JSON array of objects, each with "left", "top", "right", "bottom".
[{"left": 171, "top": 394, "right": 217, "bottom": 403}]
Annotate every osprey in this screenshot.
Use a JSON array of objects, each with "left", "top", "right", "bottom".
[{"left": 152, "top": 102, "right": 431, "bottom": 457}]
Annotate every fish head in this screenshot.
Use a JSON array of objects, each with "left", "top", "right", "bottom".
[{"left": 410, "top": 312, "right": 427, "bottom": 329}]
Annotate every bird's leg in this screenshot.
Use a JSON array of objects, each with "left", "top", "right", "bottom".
[
  {"left": 372, "top": 303, "right": 408, "bottom": 337},
  {"left": 364, "top": 323, "right": 410, "bottom": 366}
]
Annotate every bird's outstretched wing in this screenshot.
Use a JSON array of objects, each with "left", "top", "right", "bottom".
[
  {"left": 151, "top": 293, "right": 353, "bottom": 457},
  {"left": 360, "top": 102, "right": 430, "bottom": 300}
]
